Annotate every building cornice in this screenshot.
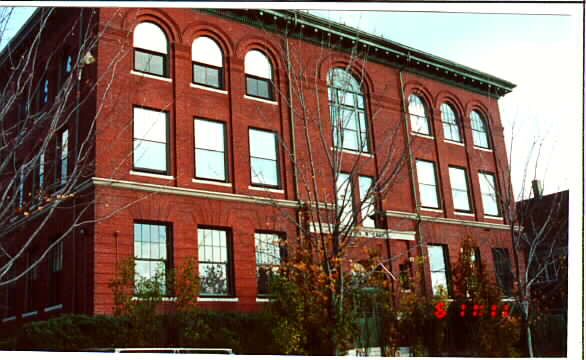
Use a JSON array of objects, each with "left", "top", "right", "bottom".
[
  {"left": 385, "top": 210, "right": 512, "bottom": 231},
  {"left": 200, "top": 9, "right": 516, "bottom": 99}
]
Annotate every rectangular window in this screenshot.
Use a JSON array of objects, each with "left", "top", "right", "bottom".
[
  {"left": 134, "top": 223, "right": 171, "bottom": 294},
  {"left": 492, "top": 248, "right": 513, "bottom": 296},
  {"left": 479, "top": 172, "right": 500, "bottom": 216},
  {"left": 195, "top": 119, "right": 227, "bottom": 181},
  {"left": 133, "top": 107, "right": 169, "bottom": 174},
  {"left": 399, "top": 263, "right": 411, "bottom": 291},
  {"left": 198, "top": 228, "right": 232, "bottom": 296},
  {"left": 329, "top": 89, "right": 369, "bottom": 152},
  {"left": 449, "top": 167, "right": 471, "bottom": 212},
  {"left": 39, "top": 152, "right": 45, "bottom": 189},
  {"left": 249, "top": 129, "right": 279, "bottom": 187},
  {"left": 358, "top": 176, "right": 375, "bottom": 227},
  {"left": 194, "top": 63, "right": 222, "bottom": 89},
  {"left": 48, "top": 239, "right": 63, "bottom": 305},
  {"left": 246, "top": 75, "right": 271, "bottom": 99},
  {"left": 416, "top": 160, "right": 440, "bottom": 209},
  {"left": 17, "top": 171, "right": 24, "bottom": 208},
  {"left": 255, "top": 232, "right": 285, "bottom": 295},
  {"left": 59, "top": 129, "right": 69, "bottom": 184},
  {"left": 336, "top": 172, "right": 353, "bottom": 225},
  {"left": 134, "top": 49, "right": 166, "bottom": 77},
  {"left": 428, "top": 244, "right": 450, "bottom": 296}
]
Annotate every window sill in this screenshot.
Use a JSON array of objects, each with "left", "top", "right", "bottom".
[
  {"left": 44, "top": 304, "right": 63, "bottom": 312},
  {"left": 131, "top": 296, "right": 177, "bottom": 302},
  {"left": 190, "top": 83, "right": 228, "bottom": 94},
  {"left": 22, "top": 311, "right": 38, "bottom": 318},
  {"left": 454, "top": 211, "right": 475, "bottom": 217},
  {"left": 484, "top": 215, "right": 503, "bottom": 220},
  {"left": 244, "top": 95, "right": 278, "bottom": 105},
  {"left": 130, "top": 170, "right": 174, "bottom": 180},
  {"left": 411, "top": 132, "right": 434, "bottom": 140},
  {"left": 1, "top": 316, "right": 16, "bottom": 323},
  {"left": 421, "top": 207, "right": 443, "bottom": 213},
  {"left": 197, "top": 297, "right": 239, "bottom": 302},
  {"left": 130, "top": 70, "right": 172, "bottom": 83},
  {"left": 331, "top": 147, "right": 373, "bottom": 158},
  {"left": 444, "top": 139, "right": 464, "bottom": 146},
  {"left": 192, "top": 178, "right": 232, "bottom": 187},
  {"left": 256, "top": 297, "right": 274, "bottom": 303},
  {"left": 473, "top": 146, "right": 493, "bottom": 152},
  {"left": 248, "top": 185, "right": 284, "bottom": 194}
]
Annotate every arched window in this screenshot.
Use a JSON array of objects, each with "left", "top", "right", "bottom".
[
  {"left": 441, "top": 103, "right": 462, "bottom": 143},
  {"left": 133, "top": 22, "right": 169, "bottom": 77},
  {"left": 245, "top": 50, "right": 273, "bottom": 100},
  {"left": 408, "top": 95, "right": 431, "bottom": 135},
  {"left": 470, "top": 110, "right": 491, "bottom": 148},
  {"left": 192, "top": 36, "right": 223, "bottom": 89},
  {"left": 328, "top": 68, "right": 369, "bottom": 152}
]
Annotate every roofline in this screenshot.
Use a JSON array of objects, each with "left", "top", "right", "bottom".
[
  {"left": 0, "top": 8, "right": 44, "bottom": 67},
  {"left": 202, "top": 9, "right": 516, "bottom": 98}
]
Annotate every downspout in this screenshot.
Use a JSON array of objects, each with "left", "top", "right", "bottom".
[
  {"left": 284, "top": 31, "right": 300, "bottom": 204},
  {"left": 398, "top": 69, "right": 428, "bottom": 297}
]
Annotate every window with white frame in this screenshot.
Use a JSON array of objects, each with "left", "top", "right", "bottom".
[
  {"left": 133, "top": 22, "right": 169, "bottom": 77},
  {"left": 198, "top": 228, "right": 232, "bottom": 296},
  {"left": 192, "top": 36, "right": 223, "bottom": 89},
  {"left": 134, "top": 223, "right": 171, "bottom": 294},
  {"left": 245, "top": 50, "right": 273, "bottom": 99},
  {"left": 449, "top": 167, "right": 471, "bottom": 212},
  {"left": 479, "top": 172, "right": 500, "bottom": 216},
  {"left": 470, "top": 111, "right": 491, "bottom": 148},
  {"left": 133, "top": 107, "right": 169, "bottom": 174},
  {"left": 249, "top": 128, "right": 279, "bottom": 187},
  {"left": 408, "top": 94, "right": 431, "bottom": 136},
  {"left": 328, "top": 68, "right": 369, "bottom": 152},
  {"left": 336, "top": 172, "right": 354, "bottom": 225},
  {"left": 194, "top": 119, "right": 227, "bottom": 181},
  {"left": 59, "top": 129, "right": 68, "bottom": 184},
  {"left": 416, "top": 160, "right": 440, "bottom": 209},
  {"left": 428, "top": 244, "right": 450, "bottom": 296},
  {"left": 441, "top": 103, "right": 462, "bottom": 142},
  {"left": 255, "top": 232, "right": 285, "bottom": 295},
  {"left": 358, "top": 176, "right": 375, "bottom": 227}
]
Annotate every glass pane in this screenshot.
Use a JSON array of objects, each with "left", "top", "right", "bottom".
[
  {"left": 249, "top": 130, "right": 276, "bottom": 159},
  {"left": 251, "top": 158, "right": 278, "bottom": 186},
  {"left": 206, "top": 67, "right": 220, "bottom": 88},
  {"left": 141, "top": 242, "right": 150, "bottom": 259},
  {"left": 192, "top": 37, "right": 222, "bottom": 66},
  {"left": 256, "top": 79, "right": 270, "bottom": 99},
  {"left": 431, "top": 272, "right": 448, "bottom": 295},
  {"left": 357, "top": 95, "right": 364, "bottom": 109},
  {"left": 135, "top": 51, "right": 164, "bottom": 76},
  {"left": 199, "top": 263, "right": 228, "bottom": 295},
  {"left": 151, "top": 242, "right": 159, "bottom": 259},
  {"left": 196, "top": 149, "right": 226, "bottom": 180},
  {"left": 483, "top": 195, "right": 499, "bottom": 216},
  {"left": 246, "top": 77, "right": 258, "bottom": 96},
  {"left": 134, "top": 22, "right": 168, "bottom": 54},
  {"left": 245, "top": 50, "right": 271, "bottom": 79},
  {"left": 428, "top": 246, "right": 446, "bottom": 272},
  {"left": 194, "top": 64, "right": 206, "bottom": 84},
  {"left": 340, "top": 108, "right": 357, "bottom": 129},
  {"left": 416, "top": 161, "right": 436, "bottom": 185},
  {"left": 342, "top": 129, "right": 358, "bottom": 150},
  {"left": 150, "top": 225, "right": 159, "bottom": 243},
  {"left": 358, "top": 176, "right": 372, "bottom": 201},
  {"left": 133, "top": 140, "right": 167, "bottom": 172},
  {"left": 453, "top": 190, "right": 471, "bottom": 211},
  {"left": 420, "top": 184, "right": 439, "bottom": 208},
  {"left": 195, "top": 120, "right": 224, "bottom": 152},
  {"left": 134, "top": 107, "right": 167, "bottom": 142},
  {"left": 449, "top": 167, "right": 467, "bottom": 189}
]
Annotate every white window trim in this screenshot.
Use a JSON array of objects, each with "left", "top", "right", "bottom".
[
  {"left": 473, "top": 146, "right": 493, "bottom": 152},
  {"left": 455, "top": 211, "right": 475, "bottom": 217},
  {"left": 330, "top": 147, "right": 374, "bottom": 158},
  {"left": 1, "top": 316, "right": 16, "bottom": 323},
  {"left": 411, "top": 132, "right": 435, "bottom": 140},
  {"left": 22, "top": 311, "right": 38, "bottom": 318},
  {"left": 197, "top": 297, "right": 239, "bottom": 302},
  {"left": 244, "top": 94, "right": 278, "bottom": 105},
  {"left": 421, "top": 207, "right": 443, "bottom": 213},
  {"left": 256, "top": 297, "right": 274, "bottom": 303},
  {"left": 131, "top": 296, "right": 177, "bottom": 302},
  {"left": 190, "top": 83, "right": 228, "bottom": 94},
  {"left": 192, "top": 178, "right": 232, "bottom": 187},
  {"left": 444, "top": 139, "right": 465, "bottom": 146},
  {"left": 130, "top": 70, "right": 172, "bottom": 82},
  {"left": 248, "top": 185, "right": 284, "bottom": 194},
  {"left": 44, "top": 304, "right": 63, "bottom": 312},
  {"left": 129, "top": 170, "right": 175, "bottom": 180},
  {"left": 484, "top": 215, "right": 504, "bottom": 220}
]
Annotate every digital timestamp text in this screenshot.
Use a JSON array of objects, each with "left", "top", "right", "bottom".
[{"left": 433, "top": 302, "right": 511, "bottom": 319}]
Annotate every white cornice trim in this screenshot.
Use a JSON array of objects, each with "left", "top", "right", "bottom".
[
  {"left": 308, "top": 222, "right": 415, "bottom": 240},
  {"left": 385, "top": 210, "right": 510, "bottom": 230},
  {"left": 197, "top": 297, "right": 239, "bottom": 302},
  {"left": 92, "top": 177, "right": 298, "bottom": 208}
]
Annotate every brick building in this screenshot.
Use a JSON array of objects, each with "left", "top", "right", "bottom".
[{"left": 0, "top": 8, "right": 517, "bottom": 324}]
